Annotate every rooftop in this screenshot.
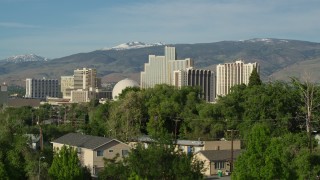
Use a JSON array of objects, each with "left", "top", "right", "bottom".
[
  {"left": 199, "top": 149, "right": 242, "bottom": 161},
  {"left": 51, "top": 133, "right": 114, "bottom": 150}
]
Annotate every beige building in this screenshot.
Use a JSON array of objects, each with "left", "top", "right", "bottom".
[
  {"left": 60, "top": 76, "right": 74, "bottom": 99},
  {"left": 140, "top": 46, "right": 193, "bottom": 89},
  {"left": 129, "top": 136, "right": 240, "bottom": 154},
  {"left": 60, "top": 68, "right": 104, "bottom": 103},
  {"left": 195, "top": 149, "right": 242, "bottom": 176},
  {"left": 216, "top": 60, "right": 259, "bottom": 97},
  {"left": 73, "top": 68, "right": 98, "bottom": 90},
  {"left": 51, "top": 133, "right": 131, "bottom": 177}
]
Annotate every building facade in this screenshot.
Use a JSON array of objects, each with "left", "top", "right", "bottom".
[
  {"left": 216, "top": 60, "right": 259, "bottom": 97},
  {"left": 25, "top": 78, "right": 59, "bottom": 99},
  {"left": 173, "top": 68, "right": 216, "bottom": 102},
  {"left": 61, "top": 76, "right": 74, "bottom": 99},
  {"left": 73, "top": 68, "right": 97, "bottom": 90},
  {"left": 0, "top": 83, "right": 8, "bottom": 106},
  {"left": 52, "top": 133, "right": 131, "bottom": 177},
  {"left": 140, "top": 46, "right": 193, "bottom": 88}
]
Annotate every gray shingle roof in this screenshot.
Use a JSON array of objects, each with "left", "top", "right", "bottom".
[
  {"left": 199, "top": 149, "right": 242, "bottom": 161},
  {"left": 52, "top": 133, "right": 113, "bottom": 150}
]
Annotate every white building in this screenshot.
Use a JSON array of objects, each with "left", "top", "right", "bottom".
[
  {"left": 112, "top": 78, "right": 139, "bottom": 100},
  {"left": 140, "top": 46, "right": 193, "bottom": 88},
  {"left": 25, "top": 78, "right": 59, "bottom": 99},
  {"left": 216, "top": 60, "right": 259, "bottom": 97}
]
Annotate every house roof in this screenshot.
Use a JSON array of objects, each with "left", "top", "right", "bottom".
[
  {"left": 199, "top": 149, "right": 242, "bottom": 161},
  {"left": 51, "top": 133, "right": 115, "bottom": 150}
]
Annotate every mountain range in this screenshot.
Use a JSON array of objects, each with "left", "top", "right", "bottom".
[{"left": 1, "top": 38, "right": 320, "bottom": 86}]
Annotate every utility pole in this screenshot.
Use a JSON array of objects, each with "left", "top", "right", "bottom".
[
  {"left": 38, "top": 116, "right": 43, "bottom": 151},
  {"left": 173, "top": 118, "right": 181, "bottom": 142},
  {"left": 227, "top": 129, "right": 238, "bottom": 173}
]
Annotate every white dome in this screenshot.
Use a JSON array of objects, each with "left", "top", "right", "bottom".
[{"left": 112, "top": 78, "right": 139, "bottom": 100}]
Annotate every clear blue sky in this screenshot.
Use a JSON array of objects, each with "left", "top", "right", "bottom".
[{"left": 0, "top": 0, "right": 319, "bottom": 59}]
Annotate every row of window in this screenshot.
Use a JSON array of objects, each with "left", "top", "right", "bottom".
[{"left": 96, "top": 149, "right": 129, "bottom": 157}]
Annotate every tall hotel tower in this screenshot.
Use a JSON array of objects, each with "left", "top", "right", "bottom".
[
  {"left": 173, "top": 68, "right": 215, "bottom": 102},
  {"left": 216, "top": 60, "right": 259, "bottom": 97},
  {"left": 140, "top": 46, "right": 193, "bottom": 88}
]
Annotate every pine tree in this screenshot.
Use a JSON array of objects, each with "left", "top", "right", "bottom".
[{"left": 248, "top": 67, "right": 262, "bottom": 87}]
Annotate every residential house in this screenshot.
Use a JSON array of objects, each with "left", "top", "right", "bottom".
[
  {"left": 51, "top": 133, "right": 131, "bottom": 177},
  {"left": 195, "top": 149, "right": 242, "bottom": 176},
  {"left": 129, "top": 136, "right": 241, "bottom": 154}
]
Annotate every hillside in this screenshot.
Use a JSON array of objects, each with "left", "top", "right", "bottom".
[{"left": 1, "top": 38, "right": 320, "bottom": 86}]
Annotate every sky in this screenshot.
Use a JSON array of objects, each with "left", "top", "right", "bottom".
[{"left": 0, "top": 0, "right": 319, "bottom": 60}]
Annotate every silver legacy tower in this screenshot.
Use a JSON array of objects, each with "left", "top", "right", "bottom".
[{"left": 140, "top": 46, "right": 193, "bottom": 88}]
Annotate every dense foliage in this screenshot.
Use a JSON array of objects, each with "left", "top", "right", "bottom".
[
  {"left": 49, "top": 145, "right": 90, "bottom": 180},
  {"left": 1, "top": 76, "right": 320, "bottom": 178},
  {"left": 99, "top": 140, "right": 204, "bottom": 180}
]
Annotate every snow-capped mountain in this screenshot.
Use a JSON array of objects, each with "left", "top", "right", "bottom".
[
  {"left": 102, "top": 41, "right": 165, "bottom": 50},
  {"left": 242, "top": 38, "right": 289, "bottom": 43},
  {"left": 4, "top": 54, "right": 49, "bottom": 63}
]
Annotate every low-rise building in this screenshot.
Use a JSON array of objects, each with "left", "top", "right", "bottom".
[
  {"left": 51, "top": 133, "right": 131, "bottom": 177},
  {"left": 129, "top": 136, "right": 241, "bottom": 154},
  {"left": 195, "top": 149, "right": 242, "bottom": 176}
]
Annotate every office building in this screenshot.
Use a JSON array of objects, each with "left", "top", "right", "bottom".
[
  {"left": 140, "top": 46, "right": 193, "bottom": 88},
  {"left": 61, "top": 76, "right": 74, "bottom": 99},
  {"left": 73, "top": 68, "right": 97, "bottom": 90},
  {"left": 216, "top": 60, "right": 259, "bottom": 97},
  {"left": 173, "top": 68, "right": 215, "bottom": 102},
  {"left": 25, "top": 78, "right": 59, "bottom": 99}
]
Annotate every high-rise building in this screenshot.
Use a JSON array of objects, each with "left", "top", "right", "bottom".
[
  {"left": 140, "top": 46, "right": 193, "bottom": 88},
  {"left": 216, "top": 60, "right": 259, "bottom": 97},
  {"left": 73, "top": 68, "right": 97, "bottom": 90},
  {"left": 173, "top": 68, "right": 216, "bottom": 102},
  {"left": 61, "top": 76, "right": 74, "bottom": 99},
  {"left": 25, "top": 78, "right": 59, "bottom": 99},
  {"left": 60, "top": 68, "right": 102, "bottom": 102},
  {"left": 0, "top": 82, "right": 8, "bottom": 106}
]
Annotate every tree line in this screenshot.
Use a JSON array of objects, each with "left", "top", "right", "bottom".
[{"left": 1, "top": 71, "right": 320, "bottom": 178}]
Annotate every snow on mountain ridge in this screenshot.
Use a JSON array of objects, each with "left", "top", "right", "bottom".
[
  {"left": 102, "top": 42, "right": 165, "bottom": 50},
  {"left": 4, "top": 54, "right": 48, "bottom": 63}
]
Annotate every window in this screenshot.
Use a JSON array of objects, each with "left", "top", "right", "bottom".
[
  {"left": 122, "top": 150, "right": 129, "bottom": 157},
  {"left": 97, "top": 150, "right": 104, "bottom": 156},
  {"left": 108, "top": 149, "right": 113, "bottom": 153},
  {"left": 214, "top": 161, "right": 225, "bottom": 169}
]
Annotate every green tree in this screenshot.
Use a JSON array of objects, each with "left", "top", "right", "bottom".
[
  {"left": 99, "top": 140, "right": 204, "bottom": 180},
  {"left": 248, "top": 67, "right": 262, "bottom": 87},
  {"left": 49, "top": 145, "right": 84, "bottom": 180}
]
